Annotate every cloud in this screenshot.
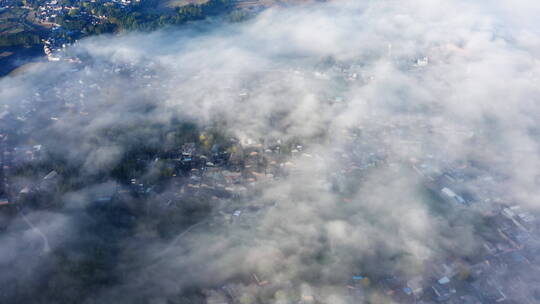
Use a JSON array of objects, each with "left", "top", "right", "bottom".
[{"left": 1, "top": 0, "right": 540, "bottom": 303}]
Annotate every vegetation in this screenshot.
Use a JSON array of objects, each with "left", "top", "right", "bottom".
[
  {"left": 227, "top": 9, "right": 252, "bottom": 23},
  {"left": 58, "top": 0, "right": 232, "bottom": 33},
  {"left": 1, "top": 0, "right": 233, "bottom": 48},
  {"left": 0, "top": 31, "right": 41, "bottom": 47},
  {"left": 99, "top": 0, "right": 231, "bottom": 31},
  {"left": 0, "top": 7, "right": 43, "bottom": 47}
]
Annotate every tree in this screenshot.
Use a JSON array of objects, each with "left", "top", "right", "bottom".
[
  {"left": 68, "top": 8, "right": 79, "bottom": 17},
  {"left": 458, "top": 267, "right": 471, "bottom": 281}
]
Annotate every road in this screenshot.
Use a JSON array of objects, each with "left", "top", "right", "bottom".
[{"left": 18, "top": 208, "right": 51, "bottom": 254}]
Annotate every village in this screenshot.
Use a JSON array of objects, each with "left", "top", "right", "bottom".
[
  {"left": 1, "top": 0, "right": 137, "bottom": 61},
  {"left": 1, "top": 50, "right": 540, "bottom": 303},
  {"left": 2, "top": 108, "right": 540, "bottom": 303}
]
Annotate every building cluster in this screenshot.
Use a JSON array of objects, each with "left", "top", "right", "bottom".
[
  {"left": 1, "top": 0, "right": 135, "bottom": 61},
  {"left": 1, "top": 55, "right": 540, "bottom": 303},
  {"left": 325, "top": 123, "right": 540, "bottom": 303},
  {"left": 0, "top": 132, "right": 47, "bottom": 208},
  {"left": 36, "top": 0, "right": 109, "bottom": 61},
  {"left": 35, "top": 0, "right": 63, "bottom": 24},
  {"left": 187, "top": 118, "right": 540, "bottom": 304},
  {"left": 0, "top": 0, "right": 19, "bottom": 9}
]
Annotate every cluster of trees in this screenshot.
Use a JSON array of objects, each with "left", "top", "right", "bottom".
[
  {"left": 178, "top": 0, "right": 231, "bottom": 19},
  {"left": 0, "top": 32, "right": 41, "bottom": 47},
  {"left": 90, "top": 0, "right": 231, "bottom": 31},
  {"left": 56, "top": 14, "right": 117, "bottom": 36},
  {"left": 84, "top": 21, "right": 118, "bottom": 35},
  {"left": 20, "top": 0, "right": 41, "bottom": 9},
  {"left": 227, "top": 9, "right": 252, "bottom": 23},
  {"left": 37, "top": 0, "right": 232, "bottom": 36}
]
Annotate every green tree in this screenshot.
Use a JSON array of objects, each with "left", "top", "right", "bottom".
[{"left": 68, "top": 8, "right": 79, "bottom": 17}]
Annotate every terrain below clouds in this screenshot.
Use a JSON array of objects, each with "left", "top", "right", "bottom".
[{"left": 1, "top": 0, "right": 540, "bottom": 303}]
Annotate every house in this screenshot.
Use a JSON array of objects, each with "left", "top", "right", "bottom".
[
  {"left": 43, "top": 170, "right": 58, "bottom": 180},
  {"left": 40, "top": 170, "right": 59, "bottom": 191},
  {"left": 502, "top": 205, "right": 536, "bottom": 232},
  {"left": 416, "top": 57, "right": 429, "bottom": 67},
  {"left": 204, "top": 289, "right": 229, "bottom": 304},
  {"left": 472, "top": 279, "right": 506, "bottom": 303},
  {"left": 0, "top": 197, "right": 10, "bottom": 206},
  {"left": 407, "top": 275, "right": 424, "bottom": 296},
  {"left": 432, "top": 283, "right": 455, "bottom": 301},
  {"left": 441, "top": 187, "right": 466, "bottom": 205},
  {"left": 19, "top": 186, "right": 31, "bottom": 196},
  {"left": 182, "top": 142, "right": 197, "bottom": 155}
]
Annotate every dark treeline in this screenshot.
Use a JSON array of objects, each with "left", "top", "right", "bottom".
[
  {"left": 0, "top": 31, "right": 42, "bottom": 47},
  {"left": 80, "top": 0, "right": 232, "bottom": 32}
]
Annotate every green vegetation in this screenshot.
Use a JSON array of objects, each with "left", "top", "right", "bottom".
[
  {"left": 86, "top": 0, "right": 231, "bottom": 31},
  {"left": 1, "top": 0, "right": 233, "bottom": 48},
  {"left": 56, "top": 14, "right": 117, "bottom": 37},
  {"left": 0, "top": 7, "right": 44, "bottom": 47},
  {"left": 227, "top": 9, "right": 252, "bottom": 23},
  {"left": 0, "top": 31, "right": 41, "bottom": 46}
]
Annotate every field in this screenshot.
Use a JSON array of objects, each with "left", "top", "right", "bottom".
[
  {"left": 0, "top": 8, "right": 30, "bottom": 34},
  {"left": 0, "top": 7, "right": 48, "bottom": 35},
  {"left": 162, "top": 0, "right": 209, "bottom": 9}
]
